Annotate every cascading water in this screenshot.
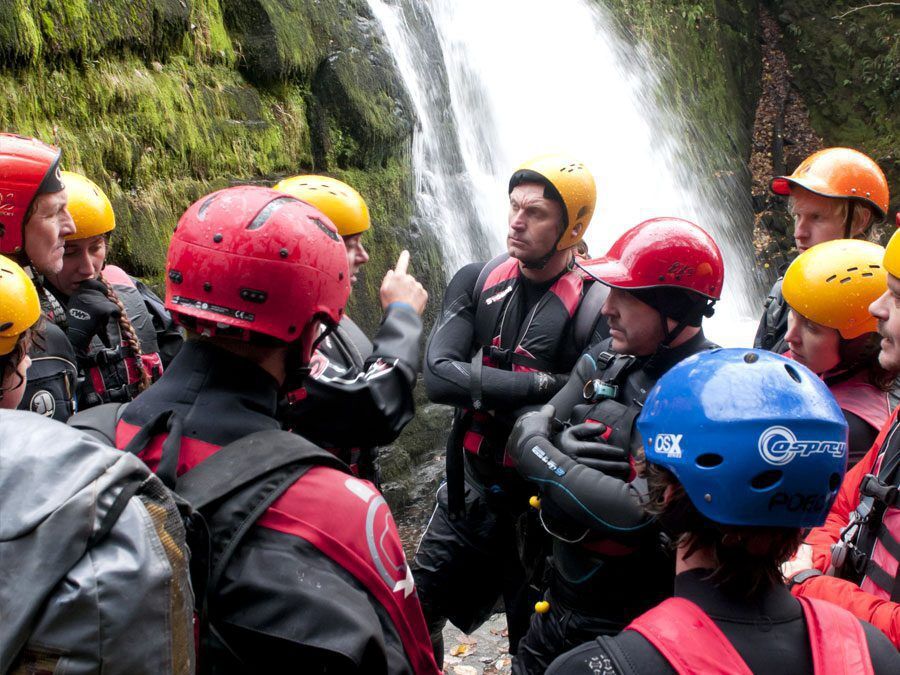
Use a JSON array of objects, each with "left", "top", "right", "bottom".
[{"left": 368, "top": 0, "right": 765, "bottom": 346}]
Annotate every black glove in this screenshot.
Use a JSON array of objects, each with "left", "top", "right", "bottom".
[
  {"left": 559, "top": 422, "right": 631, "bottom": 480},
  {"left": 506, "top": 404, "right": 556, "bottom": 467},
  {"left": 66, "top": 279, "right": 120, "bottom": 352}
]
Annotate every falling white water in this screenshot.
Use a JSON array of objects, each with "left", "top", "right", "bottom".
[{"left": 368, "top": 0, "right": 764, "bottom": 346}]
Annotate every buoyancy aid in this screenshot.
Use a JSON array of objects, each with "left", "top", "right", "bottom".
[
  {"left": 832, "top": 413, "right": 900, "bottom": 601},
  {"left": 105, "top": 341, "right": 438, "bottom": 673},
  {"left": 829, "top": 373, "right": 892, "bottom": 431},
  {"left": 80, "top": 264, "right": 163, "bottom": 405},
  {"left": 464, "top": 255, "right": 584, "bottom": 462},
  {"left": 626, "top": 596, "right": 874, "bottom": 675}
]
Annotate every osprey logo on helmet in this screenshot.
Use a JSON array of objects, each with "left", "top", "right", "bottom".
[{"left": 758, "top": 425, "right": 845, "bottom": 466}]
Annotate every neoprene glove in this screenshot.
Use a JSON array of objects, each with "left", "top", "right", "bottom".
[
  {"left": 66, "top": 279, "right": 120, "bottom": 352},
  {"left": 506, "top": 403, "right": 555, "bottom": 467},
  {"left": 559, "top": 422, "right": 631, "bottom": 480}
]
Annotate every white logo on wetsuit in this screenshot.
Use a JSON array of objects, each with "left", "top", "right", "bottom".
[
  {"left": 758, "top": 425, "right": 845, "bottom": 466},
  {"left": 484, "top": 286, "right": 513, "bottom": 306}
]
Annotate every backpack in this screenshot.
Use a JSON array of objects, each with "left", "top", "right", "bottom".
[
  {"left": 0, "top": 410, "right": 194, "bottom": 675},
  {"left": 68, "top": 403, "right": 352, "bottom": 670}
]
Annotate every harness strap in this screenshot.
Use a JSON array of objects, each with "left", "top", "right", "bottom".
[
  {"left": 797, "top": 596, "right": 874, "bottom": 675},
  {"left": 446, "top": 408, "right": 470, "bottom": 520},
  {"left": 488, "top": 346, "right": 555, "bottom": 373},
  {"left": 122, "top": 409, "right": 183, "bottom": 489},
  {"left": 626, "top": 598, "right": 752, "bottom": 675}
]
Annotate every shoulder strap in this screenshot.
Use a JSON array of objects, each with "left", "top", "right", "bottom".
[
  {"left": 573, "top": 279, "right": 610, "bottom": 350},
  {"left": 473, "top": 254, "right": 514, "bottom": 349},
  {"left": 176, "top": 428, "right": 348, "bottom": 510},
  {"left": 68, "top": 402, "right": 128, "bottom": 445},
  {"left": 626, "top": 598, "right": 752, "bottom": 675},
  {"left": 797, "top": 597, "right": 874, "bottom": 675}
]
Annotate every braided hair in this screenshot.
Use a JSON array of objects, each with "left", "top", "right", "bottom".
[{"left": 100, "top": 275, "right": 151, "bottom": 392}]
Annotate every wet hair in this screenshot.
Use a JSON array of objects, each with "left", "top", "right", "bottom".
[
  {"left": 100, "top": 276, "right": 151, "bottom": 392},
  {"left": 645, "top": 463, "right": 803, "bottom": 599},
  {"left": 0, "top": 320, "right": 39, "bottom": 402}
]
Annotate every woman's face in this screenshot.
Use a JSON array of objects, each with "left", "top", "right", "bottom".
[
  {"left": 44, "top": 235, "right": 107, "bottom": 296},
  {"left": 784, "top": 309, "right": 842, "bottom": 375}
]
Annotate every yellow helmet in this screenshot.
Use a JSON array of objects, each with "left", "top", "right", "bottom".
[
  {"left": 0, "top": 254, "right": 40, "bottom": 356},
  {"left": 884, "top": 227, "right": 900, "bottom": 279},
  {"left": 509, "top": 154, "right": 597, "bottom": 250},
  {"left": 771, "top": 147, "right": 889, "bottom": 219},
  {"left": 782, "top": 239, "right": 886, "bottom": 339},
  {"left": 61, "top": 171, "right": 116, "bottom": 240},
  {"left": 273, "top": 175, "right": 370, "bottom": 237}
]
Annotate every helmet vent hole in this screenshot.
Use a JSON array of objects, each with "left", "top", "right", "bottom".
[
  {"left": 0, "top": 321, "right": 12, "bottom": 332},
  {"left": 829, "top": 472, "right": 841, "bottom": 491},
  {"left": 847, "top": 266, "right": 858, "bottom": 272},
  {"left": 248, "top": 198, "right": 293, "bottom": 230},
  {"left": 869, "top": 264, "right": 881, "bottom": 269},
  {"left": 839, "top": 276, "right": 852, "bottom": 284},
  {"left": 784, "top": 364, "right": 802, "bottom": 383},
  {"left": 197, "top": 195, "right": 217, "bottom": 220},
  {"left": 862, "top": 272, "right": 874, "bottom": 278},
  {"left": 743, "top": 352, "right": 758, "bottom": 364},
  {"left": 825, "top": 274, "right": 837, "bottom": 283},
  {"left": 696, "top": 453, "right": 723, "bottom": 468},
  {"left": 751, "top": 470, "right": 783, "bottom": 490}
]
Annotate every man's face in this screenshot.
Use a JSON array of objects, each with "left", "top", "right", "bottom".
[
  {"left": 343, "top": 233, "right": 369, "bottom": 285},
  {"left": 507, "top": 183, "right": 564, "bottom": 265},
  {"left": 45, "top": 234, "right": 107, "bottom": 296},
  {"left": 784, "top": 309, "right": 841, "bottom": 375},
  {"left": 870, "top": 274, "right": 900, "bottom": 372},
  {"left": 24, "top": 190, "right": 76, "bottom": 274},
  {"left": 789, "top": 188, "right": 847, "bottom": 252},
  {"left": 601, "top": 287, "right": 665, "bottom": 355}
]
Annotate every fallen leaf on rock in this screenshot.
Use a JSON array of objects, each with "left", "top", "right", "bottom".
[
  {"left": 450, "top": 644, "right": 472, "bottom": 657},
  {"left": 452, "top": 666, "right": 478, "bottom": 675},
  {"left": 489, "top": 627, "right": 509, "bottom": 638}
]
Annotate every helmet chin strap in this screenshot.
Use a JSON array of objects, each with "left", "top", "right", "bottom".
[
  {"left": 645, "top": 299, "right": 716, "bottom": 373},
  {"left": 843, "top": 201, "right": 856, "bottom": 239},
  {"left": 282, "top": 319, "right": 338, "bottom": 393}
]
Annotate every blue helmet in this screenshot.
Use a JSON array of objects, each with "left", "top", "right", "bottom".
[{"left": 637, "top": 349, "right": 848, "bottom": 528}]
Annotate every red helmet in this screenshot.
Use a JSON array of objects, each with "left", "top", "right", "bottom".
[
  {"left": 165, "top": 186, "right": 350, "bottom": 345},
  {"left": 583, "top": 217, "right": 724, "bottom": 300},
  {"left": 0, "top": 133, "right": 63, "bottom": 255}
]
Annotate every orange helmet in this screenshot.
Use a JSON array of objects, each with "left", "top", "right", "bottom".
[{"left": 771, "top": 147, "right": 889, "bottom": 218}]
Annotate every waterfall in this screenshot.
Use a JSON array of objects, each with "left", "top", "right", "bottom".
[{"left": 368, "top": 0, "right": 764, "bottom": 346}]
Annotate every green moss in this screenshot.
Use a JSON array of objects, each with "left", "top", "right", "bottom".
[{"left": 768, "top": 0, "right": 899, "bottom": 214}]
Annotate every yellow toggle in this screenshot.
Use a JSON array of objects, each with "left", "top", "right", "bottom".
[
  {"left": 529, "top": 495, "right": 541, "bottom": 509},
  {"left": 534, "top": 600, "right": 550, "bottom": 614}
]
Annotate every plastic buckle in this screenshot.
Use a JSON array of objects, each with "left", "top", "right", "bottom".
[
  {"left": 583, "top": 379, "right": 618, "bottom": 401},
  {"left": 860, "top": 473, "right": 899, "bottom": 507}
]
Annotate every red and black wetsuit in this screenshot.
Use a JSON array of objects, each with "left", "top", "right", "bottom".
[
  {"left": 415, "top": 258, "right": 596, "bottom": 659},
  {"left": 546, "top": 570, "right": 899, "bottom": 674},
  {"left": 116, "top": 339, "right": 438, "bottom": 674}
]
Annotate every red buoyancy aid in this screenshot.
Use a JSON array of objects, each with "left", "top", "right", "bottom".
[
  {"left": 829, "top": 373, "right": 892, "bottom": 432},
  {"left": 464, "top": 256, "right": 584, "bottom": 463},
  {"left": 860, "top": 440, "right": 900, "bottom": 601},
  {"left": 257, "top": 471, "right": 439, "bottom": 674},
  {"left": 626, "top": 596, "right": 873, "bottom": 675},
  {"left": 113, "top": 418, "right": 439, "bottom": 674}
]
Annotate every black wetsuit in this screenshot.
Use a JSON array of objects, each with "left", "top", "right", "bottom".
[
  {"left": 754, "top": 277, "right": 789, "bottom": 354},
  {"left": 280, "top": 305, "right": 422, "bottom": 483},
  {"left": 415, "top": 260, "right": 596, "bottom": 661},
  {"left": 511, "top": 333, "right": 716, "bottom": 674},
  {"left": 546, "top": 569, "right": 900, "bottom": 674}
]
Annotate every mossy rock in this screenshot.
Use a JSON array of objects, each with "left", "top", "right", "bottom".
[
  {"left": 221, "top": 0, "right": 413, "bottom": 170},
  {"left": 770, "top": 0, "right": 899, "bottom": 215}
]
